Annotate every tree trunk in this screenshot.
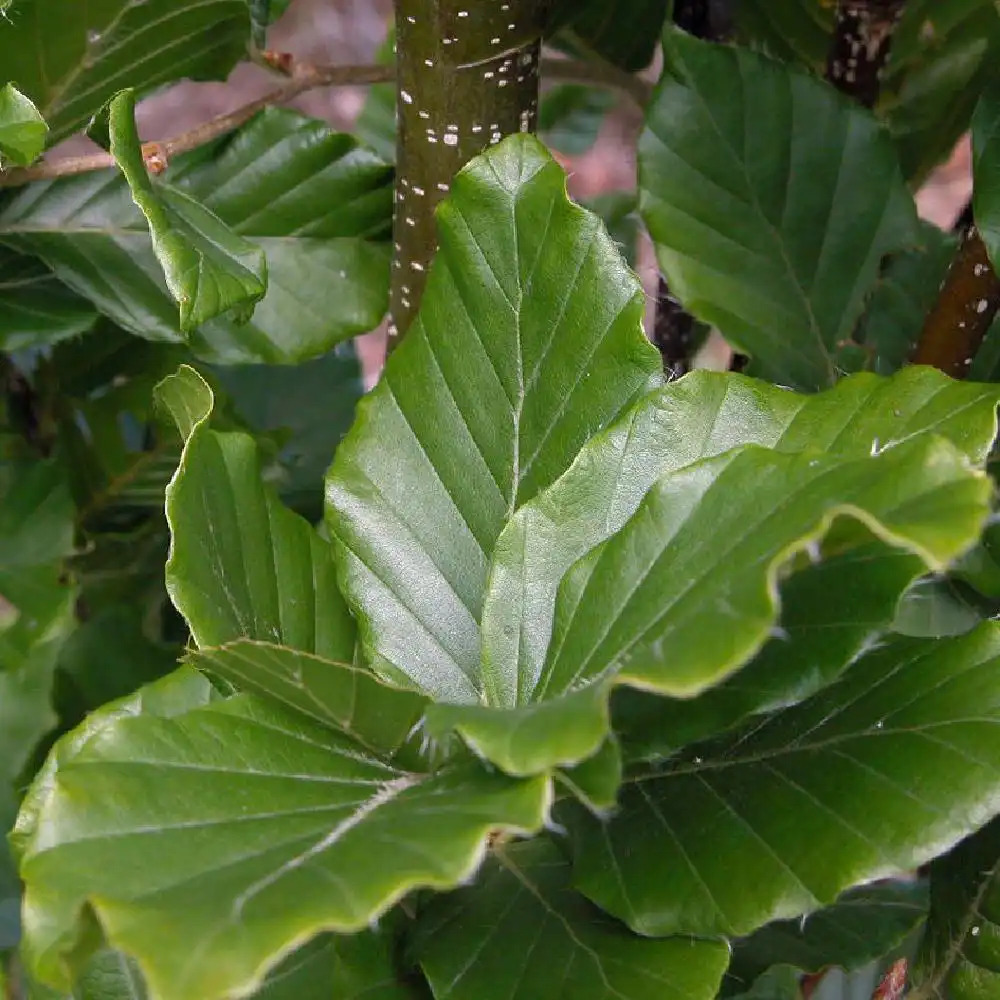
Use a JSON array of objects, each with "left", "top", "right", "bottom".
[{"left": 389, "top": 0, "right": 547, "bottom": 347}]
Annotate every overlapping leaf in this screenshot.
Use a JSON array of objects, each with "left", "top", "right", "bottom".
[
  {"left": 884, "top": 0, "right": 1000, "bottom": 184},
  {"left": 442, "top": 369, "right": 999, "bottom": 773},
  {"left": 103, "top": 90, "right": 266, "bottom": 332},
  {"left": 0, "top": 0, "right": 249, "bottom": 143},
  {"left": 415, "top": 838, "right": 729, "bottom": 1000},
  {"left": 0, "top": 83, "right": 46, "bottom": 166},
  {"left": 973, "top": 78, "right": 1000, "bottom": 273},
  {"left": 187, "top": 642, "right": 428, "bottom": 756},
  {"left": 16, "top": 683, "right": 550, "bottom": 1000},
  {"left": 325, "top": 134, "right": 661, "bottom": 704},
  {"left": 732, "top": 0, "right": 832, "bottom": 69},
  {"left": 0, "top": 109, "right": 393, "bottom": 364},
  {"left": 911, "top": 818, "right": 1000, "bottom": 999},
  {"left": 724, "top": 881, "right": 928, "bottom": 996},
  {"left": 563, "top": 624, "right": 1000, "bottom": 939},
  {"left": 158, "top": 366, "right": 356, "bottom": 660},
  {"left": 557, "top": 0, "right": 669, "bottom": 71},
  {"left": 639, "top": 28, "right": 920, "bottom": 389},
  {"left": 0, "top": 248, "right": 97, "bottom": 350}
]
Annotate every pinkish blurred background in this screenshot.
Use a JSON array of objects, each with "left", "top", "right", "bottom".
[{"left": 99, "top": 0, "right": 974, "bottom": 380}]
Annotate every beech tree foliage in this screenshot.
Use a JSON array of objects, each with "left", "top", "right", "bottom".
[{"left": 2, "top": 1, "right": 1000, "bottom": 998}]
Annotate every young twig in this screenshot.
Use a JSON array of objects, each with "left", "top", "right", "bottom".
[
  {"left": 0, "top": 56, "right": 647, "bottom": 190},
  {"left": 912, "top": 227, "right": 1000, "bottom": 377}
]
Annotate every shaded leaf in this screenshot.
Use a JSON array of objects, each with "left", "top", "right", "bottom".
[
  {"left": 732, "top": 0, "right": 831, "bottom": 69},
  {"left": 210, "top": 343, "right": 364, "bottom": 517},
  {"left": 325, "top": 134, "right": 660, "bottom": 703},
  {"left": 911, "top": 818, "right": 1000, "bottom": 999},
  {"left": 17, "top": 690, "right": 550, "bottom": 1000},
  {"left": 639, "top": 28, "right": 919, "bottom": 389},
  {"left": 0, "top": 248, "right": 97, "bottom": 351},
  {"left": 855, "top": 225, "right": 957, "bottom": 376},
  {"left": 973, "top": 78, "right": 1000, "bottom": 273},
  {"left": 104, "top": 90, "right": 266, "bottom": 332},
  {"left": 0, "top": 109, "right": 393, "bottom": 364},
  {"left": 563, "top": 624, "right": 1000, "bottom": 939},
  {"left": 415, "top": 838, "right": 729, "bottom": 1000},
  {"left": 725, "top": 881, "right": 928, "bottom": 995},
  {"left": 187, "top": 641, "right": 429, "bottom": 756},
  {"left": 539, "top": 85, "right": 615, "bottom": 155},
  {"left": 0, "top": 0, "right": 249, "bottom": 143},
  {"left": 158, "top": 366, "right": 356, "bottom": 659},
  {"left": 883, "top": 0, "right": 1000, "bottom": 185},
  {"left": 0, "top": 82, "right": 46, "bottom": 166},
  {"left": 556, "top": 0, "right": 670, "bottom": 71}
]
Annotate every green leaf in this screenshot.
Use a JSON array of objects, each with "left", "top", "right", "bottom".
[
  {"left": 0, "top": 109, "right": 393, "bottom": 364},
  {"left": 911, "top": 818, "right": 1000, "bottom": 999},
  {"left": 482, "top": 367, "right": 1000, "bottom": 708},
  {"left": 973, "top": 78, "right": 1000, "bottom": 274},
  {"left": 186, "top": 641, "right": 429, "bottom": 756},
  {"left": 883, "top": 0, "right": 1000, "bottom": 185},
  {"left": 102, "top": 90, "right": 267, "bottom": 331},
  {"left": 557, "top": 0, "right": 669, "bottom": 71},
  {"left": 0, "top": 248, "right": 97, "bottom": 351},
  {"left": 415, "top": 838, "right": 729, "bottom": 1000},
  {"left": 725, "top": 881, "right": 928, "bottom": 995},
  {"left": 0, "top": 82, "right": 46, "bottom": 166},
  {"left": 539, "top": 85, "right": 615, "bottom": 156},
  {"left": 0, "top": 0, "right": 250, "bottom": 144},
  {"left": 325, "top": 133, "right": 661, "bottom": 703},
  {"left": 855, "top": 225, "right": 957, "bottom": 376},
  {"left": 354, "top": 27, "right": 397, "bottom": 163},
  {"left": 542, "top": 436, "right": 988, "bottom": 700},
  {"left": 639, "top": 28, "right": 920, "bottom": 389},
  {"left": 732, "top": 0, "right": 832, "bottom": 70},
  {"left": 726, "top": 966, "right": 802, "bottom": 1000},
  {"left": 210, "top": 344, "right": 364, "bottom": 517},
  {"left": 158, "top": 366, "right": 356, "bottom": 660},
  {"left": 17, "top": 690, "right": 550, "bottom": 1000},
  {"left": 563, "top": 623, "right": 1000, "bottom": 939}
]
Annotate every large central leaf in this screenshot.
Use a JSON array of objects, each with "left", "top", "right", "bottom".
[
  {"left": 325, "top": 134, "right": 661, "bottom": 703},
  {"left": 0, "top": 109, "right": 393, "bottom": 364},
  {"left": 639, "top": 27, "right": 919, "bottom": 389},
  {"left": 0, "top": 0, "right": 249, "bottom": 144}
]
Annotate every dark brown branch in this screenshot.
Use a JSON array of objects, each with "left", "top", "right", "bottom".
[
  {"left": 912, "top": 227, "right": 1000, "bottom": 377},
  {"left": 826, "top": 0, "right": 907, "bottom": 109},
  {"left": 0, "top": 56, "right": 640, "bottom": 190}
]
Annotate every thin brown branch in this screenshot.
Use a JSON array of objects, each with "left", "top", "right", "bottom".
[
  {"left": 912, "top": 227, "right": 1000, "bottom": 377},
  {"left": 0, "top": 56, "right": 646, "bottom": 190}
]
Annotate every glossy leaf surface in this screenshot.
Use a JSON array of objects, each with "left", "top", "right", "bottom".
[
  {"left": 17, "top": 687, "right": 549, "bottom": 1000},
  {"left": 326, "top": 134, "right": 660, "bottom": 703},
  {"left": 564, "top": 625, "right": 1000, "bottom": 939},
  {"left": 639, "top": 28, "right": 919, "bottom": 389}
]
